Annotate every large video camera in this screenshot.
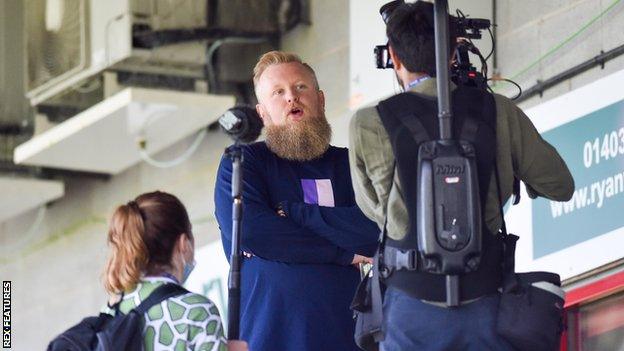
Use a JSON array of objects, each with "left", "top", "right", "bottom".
[{"left": 374, "top": 0, "right": 492, "bottom": 90}]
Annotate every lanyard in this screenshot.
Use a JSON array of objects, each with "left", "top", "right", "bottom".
[{"left": 407, "top": 75, "right": 430, "bottom": 89}]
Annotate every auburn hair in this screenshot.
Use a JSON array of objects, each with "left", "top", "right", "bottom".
[{"left": 103, "top": 191, "right": 192, "bottom": 294}]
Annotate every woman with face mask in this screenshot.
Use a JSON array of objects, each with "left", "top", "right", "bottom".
[{"left": 101, "top": 191, "right": 244, "bottom": 351}]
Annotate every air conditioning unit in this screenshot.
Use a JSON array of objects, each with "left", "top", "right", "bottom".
[
  {"left": 12, "top": 0, "right": 307, "bottom": 176},
  {"left": 25, "top": 0, "right": 132, "bottom": 106}
]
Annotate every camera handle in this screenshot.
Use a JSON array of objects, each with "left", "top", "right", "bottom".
[
  {"left": 434, "top": 0, "right": 453, "bottom": 141},
  {"left": 436, "top": 0, "right": 462, "bottom": 306}
]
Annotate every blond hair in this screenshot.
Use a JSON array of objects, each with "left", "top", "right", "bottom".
[{"left": 253, "top": 51, "right": 320, "bottom": 93}]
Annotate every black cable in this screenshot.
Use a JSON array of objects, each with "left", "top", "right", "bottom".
[
  {"left": 475, "top": 46, "right": 488, "bottom": 79},
  {"left": 456, "top": 9, "right": 467, "bottom": 22},
  {"left": 488, "top": 78, "right": 522, "bottom": 100},
  {"left": 484, "top": 27, "right": 495, "bottom": 62},
  {"left": 463, "top": 39, "right": 488, "bottom": 79}
]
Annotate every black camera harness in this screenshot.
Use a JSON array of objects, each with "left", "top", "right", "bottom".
[
  {"left": 375, "top": 0, "right": 520, "bottom": 307},
  {"left": 376, "top": 87, "right": 503, "bottom": 306}
]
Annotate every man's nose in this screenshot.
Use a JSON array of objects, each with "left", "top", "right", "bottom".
[{"left": 286, "top": 90, "right": 300, "bottom": 103}]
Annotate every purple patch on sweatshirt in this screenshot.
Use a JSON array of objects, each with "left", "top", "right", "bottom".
[{"left": 301, "top": 179, "right": 335, "bottom": 207}]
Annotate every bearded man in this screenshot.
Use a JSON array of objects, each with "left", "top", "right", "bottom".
[{"left": 214, "top": 51, "right": 380, "bottom": 351}]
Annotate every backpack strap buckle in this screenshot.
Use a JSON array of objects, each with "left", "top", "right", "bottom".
[{"left": 383, "top": 246, "right": 419, "bottom": 273}]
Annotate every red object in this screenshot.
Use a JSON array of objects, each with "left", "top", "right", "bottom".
[
  {"left": 565, "top": 270, "right": 624, "bottom": 308},
  {"left": 560, "top": 270, "right": 624, "bottom": 351}
]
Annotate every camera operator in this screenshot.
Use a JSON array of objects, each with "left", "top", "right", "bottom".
[{"left": 348, "top": 1, "right": 574, "bottom": 350}]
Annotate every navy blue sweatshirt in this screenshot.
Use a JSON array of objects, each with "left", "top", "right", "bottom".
[{"left": 214, "top": 142, "right": 379, "bottom": 351}]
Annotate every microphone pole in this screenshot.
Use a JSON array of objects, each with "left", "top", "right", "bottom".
[
  {"left": 219, "top": 105, "right": 262, "bottom": 341},
  {"left": 226, "top": 141, "right": 242, "bottom": 340}
]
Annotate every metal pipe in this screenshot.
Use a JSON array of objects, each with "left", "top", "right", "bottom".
[
  {"left": 516, "top": 44, "right": 624, "bottom": 103},
  {"left": 205, "top": 37, "right": 268, "bottom": 94}
]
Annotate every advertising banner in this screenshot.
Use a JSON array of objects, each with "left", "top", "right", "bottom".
[{"left": 510, "top": 69, "right": 624, "bottom": 280}]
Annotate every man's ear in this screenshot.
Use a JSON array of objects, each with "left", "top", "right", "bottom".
[
  {"left": 317, "top": 90, "right": 325, "bottom": 111},
  {"left": 256, "top": 103, "right": 268, "bottom": 124},
  {"left": 388, "top": 45, "right": 402, "bottom": 71}
]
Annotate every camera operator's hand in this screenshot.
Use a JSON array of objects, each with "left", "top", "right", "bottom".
[{"left": 351, "top": 254, "right": 373, "bottom": 266}]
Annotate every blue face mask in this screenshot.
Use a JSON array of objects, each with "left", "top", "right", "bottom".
[{"left": 182, "top": 259, "right": 196, "bottom": 284}]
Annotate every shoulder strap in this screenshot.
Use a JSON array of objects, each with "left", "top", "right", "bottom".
[
  {"left": 512, "top": 177, "right": 521, "bottom": 205},
  {"left": 134, "top": 283, "right": 190, "bottom": 315},
  {"left": 107, "top": 292, "right": 124, "bottom": 313},
  {"left": 377, "top": 92, "right": 432, "bottom": 146},
  {"left": 396, "top": 114, "right": 430, "bottom": 146},
  {"left": 369, "top": 161, "right": 397, "bottom": 343},
  {"left": 459, "top": 116, "right": 480, "bottom": 142},
  {"left": 493, "top": 157, "right": 521, "bottom": 292},
  {"left": 461, "top": 112, "right": 522, "bottom": 206},
  {"left": 378, "top": 159, "right": 397, "bottom": 259},
  {"left": 459, "top": 96, "right": 521, "bottom": 290},
  {"left": 369, "top": 250, "right": 385, "bottom": 343}
]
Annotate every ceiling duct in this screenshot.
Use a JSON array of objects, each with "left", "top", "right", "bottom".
[
  {"left": 206, "top": 0, "right": 308, "bottom": 100},
  {"left": 129, "top": 0, "right": 307, "bottom": 102},
  {"left": 131, "top": 0, "right": 208, "bottom": 32},
  {"left": 207, "top": 0, "right": 303, "bottom": 35},
  {"left": 132, "top": 0, "right": 306, "bottom": 47}
]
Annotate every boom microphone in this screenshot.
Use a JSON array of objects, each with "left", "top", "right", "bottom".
[{"left": 218, "top": 105, "right": 264, "bottom": 143}]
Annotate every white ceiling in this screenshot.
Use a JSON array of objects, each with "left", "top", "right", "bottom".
[
  {"left": 0, "top": 177, "right": 64, "bottom": 223},
  {"left": 14, "top": 87, "right": 235, "bottom": 174}
]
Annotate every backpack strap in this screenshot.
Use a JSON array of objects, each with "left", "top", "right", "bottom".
[
  {"left": 369, "top": 243, "right": 385, "bottom": 343},
  {"left": 134, "top": 283, "right": 190, "bottom": 315},
  {"left": 512, "top": 177, "right": 521, "bottom": 205},
  {"left": 459, "top": 116, "right": 479, "bottom": 141},
  {"left": 491, "top": 142, "right": 521, "bottom": 293},
  {"left": 370, "top": 161, "right": 398, "bottom": 342},
  {"left": 377, "top": 92, "right": 433, "bottom": 147},
  {"left": 460, "top": 114, "right": 522, "bottom": 206},
  {"left": 352, "top": 165, "right": 395, "bottom": 347}
]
